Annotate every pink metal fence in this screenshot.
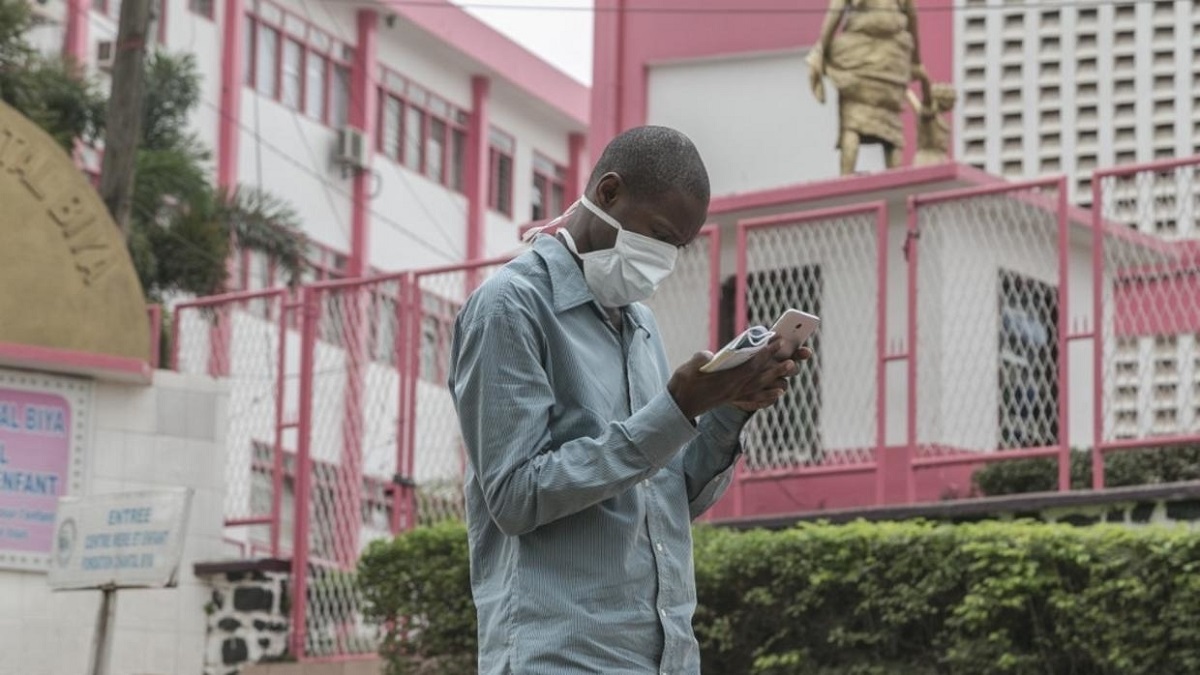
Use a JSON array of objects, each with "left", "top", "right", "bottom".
[
  {"left": 729, "top": 204, "right": 888, "bottom": 512},
  {"left": 168, "top": 154, "right": 1200, "bottom": 661},
  {"left": 1092, "top": 156, "right": 1200, "bottom": 488},
  {"left": 172, "top": 288, "right": 293, "bottom": 557},
  {"left": 906, "top": 178, "right": 1073, "bottom": 494}
]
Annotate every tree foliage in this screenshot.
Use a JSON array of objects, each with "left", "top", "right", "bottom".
[{"left": 0, "top": 2, "right": 306, "bottom": 302}]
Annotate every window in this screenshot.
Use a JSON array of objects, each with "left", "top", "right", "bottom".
[
  {"left": 243, "top": 16, "right": 255, "bottom": 85},
  {"left": 375, "top": 67, "right": 469, "bottom": 191},
  {"left": 304, "top": 52, "right": 327, "bottom": 120},
  {"left": 188, "top": 0, "right": 213, "bottom": 19},
  {"left": 380, "top": 95, "right": 402, "bottom": 161},
  {"left": 255, "top": 23, "right": 279, "bottom": 97},
  {"left": 531, "top": 153, "right": 567, "bottom": 221},
  {"left": 488, "top": 128, "right": 515, "bottom": 217},
  {"left": 404, "top": 105, "right": 425, "bottom": 171},
  {"left": 281, "top": 39, "right": 303, "bottom": 109},
  {"left": 719, "top": 267, "right": 823, "bottom": 469},
  {"left": 998, "top": 271, "right": 1059, "bottom": 449},
  {"left": 245, "top": 2, "right": 354, "bottom": 127},
  {"left": 331, "top": 64, "right": 351, "bottom": 129}
]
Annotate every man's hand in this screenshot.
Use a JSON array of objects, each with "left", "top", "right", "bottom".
[
  {"left": 666, "top": 339, "right": 802, "bottom": 420},
  {"left": 731, "top": 343, "right": 813, "bottom": 412}
]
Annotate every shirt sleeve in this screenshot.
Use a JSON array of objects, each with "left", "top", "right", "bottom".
[
  {"left": 681, "top": 405, "right": 751, "bottom": 519},
  {"left": 450, "top": 308, "right": 700, "bottom": 537}
]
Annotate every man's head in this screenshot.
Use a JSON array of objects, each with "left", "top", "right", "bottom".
[{"left": 569, "top": 126, "right": 710, "bottom": 254}]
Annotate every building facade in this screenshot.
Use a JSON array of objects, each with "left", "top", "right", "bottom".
[{"left": 32, "top": 0, "right": 589, "bottom": 285}]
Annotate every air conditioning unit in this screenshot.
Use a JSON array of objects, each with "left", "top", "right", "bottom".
[
  {"left": 96, "top": 40, "right": 115, "bottom": 71},
  {"left": 337, "top": 127, "right": 369, "bottom": 170}
]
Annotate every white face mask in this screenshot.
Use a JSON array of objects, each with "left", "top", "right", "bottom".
[{"left": 558, "top": 196, "right": 679, "bottom": 308}]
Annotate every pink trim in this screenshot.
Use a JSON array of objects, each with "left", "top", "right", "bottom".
[
  {"left": 703, "top": 225, "right": 720, "bottom": 352},
  {"left": 0, "top": 342, "right": 153, "bottom": 385},
  {"left": 740, "top": 461, "right": 878, "bottom": 481},
  {"left": 1097, "top": 435, "right": 1200, "bottom": 453},
  {"left": 911, "top": 445, "right": 1061, "bottom": 469},
  {"left": 146, "top": 304, "right": 162, "bottom": 370},
  {"left": 348, "top": 10, "right": 378, "bottom": 277},
  {"left": 63, "top": 0, "right": 89, "bottom": 63},
  {"left": 466, "top": 76, "right": 491, "bottom": 262},
  {"left": 902, "top": 196, "right": 920, "bottom": 504},
  {"left": 290, "top": 288, "right": 320, "bottom": 659},
  {"left": 567, "top": 132, "right": 588, "bottom": 202},
  {"left": 217, "top": 0, "right": 246, "bottom": 188},
  {"left": 1054, "top": 180, "right": 1071, "bottom": 492},
  {"left": 384, "top": 0, "right": 588, "bottom": 127},
  {"left": 710, "top": 163, "right": 963, "bottom": 215},
  {"left": 587, "top": 0, "right": 952, "bottom": 160},
  {"left": 1094, "top": 155, "right": 1200, "bottom": 180},
  {"left": 270, "top": 302, "right": 292, "bottom": 556},
  {"left": 872, "top": 201, "right": 890, "bottom": 503}
]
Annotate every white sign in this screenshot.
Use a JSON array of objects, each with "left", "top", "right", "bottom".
[{"left": 48, "top": 488, "right": 193, "bottom": 590}]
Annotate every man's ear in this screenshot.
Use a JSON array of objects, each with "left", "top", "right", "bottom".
[{"left": 595, "top": 173, "right": 623, "bottom": 208}]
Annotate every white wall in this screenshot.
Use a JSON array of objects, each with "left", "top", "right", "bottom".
[
  {"left": 646, "top": 50, "right": 886, "bottom": 198},
  {"left": 161, "top": 0, "right": 223, "bottom": 155},
  {"left": 0, "top": 370, "right": 227, "bottom": 675},
  {"left": 238, "top": 95, "right": 352, "bottom": 253}
]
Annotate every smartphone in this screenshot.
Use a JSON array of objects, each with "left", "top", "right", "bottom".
[
  {"left": 772, "top": 306, "right": 820, "bottom": 345},
  {"left": 768, "top": 309, "right": 820, "bottom": 352}
]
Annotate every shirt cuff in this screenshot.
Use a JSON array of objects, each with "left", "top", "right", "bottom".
[
  {"left": 707, "top": 404, "right": 753, "bottom": 437},
  {"left": 627, "top": 390, "right": 702, "bottom": 468}
]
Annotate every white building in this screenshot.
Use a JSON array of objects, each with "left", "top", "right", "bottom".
[{"left": 34, "top": 0, "right": 589, "bottom": 283}]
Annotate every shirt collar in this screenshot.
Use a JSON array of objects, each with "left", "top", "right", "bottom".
[
  {"left": 529, "top": 235, "right": 649, "bottom": 332},
  {"left": 531, "top": 234, "right": 595, "bottom": 313}
]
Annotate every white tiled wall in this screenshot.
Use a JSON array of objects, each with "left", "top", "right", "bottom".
[{"left": 0, "top": 371, "right": 228, "bottom": 675}]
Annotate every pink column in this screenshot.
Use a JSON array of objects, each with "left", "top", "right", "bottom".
[
  {"left": 217, "top": 0, "right": 245, "bottom": 190},
  {"left": 62, "top": 0, "right": 90, "bottom": 64},
  {"left": 588, "top": 0, "right": 623, "bottom": 164},
  {"left": 333, "top": 9, "right": 378, "bottom": 569},
  {"left": 210, "top": 0, "right": 247, "bottom": 377},
  {"left": 465, "top": 75, "right": 491, "bottom": 264},
  {"left": 348, "top": 10, "right": 378, "bottom": 277},
  {"left": 566, "top": 132, "right": 587, "bottom": 199}
]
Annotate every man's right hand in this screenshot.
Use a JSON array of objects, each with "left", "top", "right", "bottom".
[{"left": 666, "top": 340, "right": 796, "bottom": 420}]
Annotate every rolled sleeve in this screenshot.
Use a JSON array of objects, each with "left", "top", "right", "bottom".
[{"left": 682, "top": 405, "right": 752, "bottom": 518}]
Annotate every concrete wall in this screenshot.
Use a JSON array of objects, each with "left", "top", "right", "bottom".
[
  {"left": 646, "top": 50, "right": 885, "bottom": 197},
  {"left": 0, "top": 369, "right": 228, "bottom": 675}
]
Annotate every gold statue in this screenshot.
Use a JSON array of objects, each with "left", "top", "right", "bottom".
[
  {"left": 908, "top": 80, "right": 957, "bottom": 167},
  {"left": 806, "top": 0, "right": 928, "bottom": 175}
]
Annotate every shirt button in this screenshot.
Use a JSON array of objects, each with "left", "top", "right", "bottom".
[
  {"left": 659, "top": 608, "right": 667, "bottom": 617},
  {"left": 655, "top": 542, "right": 663, "bottom": 552}
]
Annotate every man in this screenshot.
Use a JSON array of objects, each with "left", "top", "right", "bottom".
[{"left": 449, "top": 126, "right": 809, "bottom": 674}]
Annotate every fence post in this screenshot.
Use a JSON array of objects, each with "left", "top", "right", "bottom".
[
  {"left": 891, "top": 196, "right": 920, "bottom": 505},
  {"left": 1056, "top": 179, "right": 1072, "bottom": 492},
  {"left": 1091, "top": 178, "right": 1107, "bottom": 490},
  {"left": 392, "top": 274, "right": 414, "bottom": 534},
  {"left": 337, "top": 284, "right": 367, "bottom": 568},
  {"left": 289, "top": 287, "right": 321, "bottom": 661},
  {"left": 873, "top": 203, "right": 891, "bottom": 504},
  {"left": 270, "top": 295, "right": 292, "bottom": 557}
]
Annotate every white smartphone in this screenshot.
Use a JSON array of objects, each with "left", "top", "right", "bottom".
[
  {"left": 699, "top": 308, "right": 820, "bottom": 373},
  {"left": 768, "top": 309, "right": 820, "bottom": 352}
]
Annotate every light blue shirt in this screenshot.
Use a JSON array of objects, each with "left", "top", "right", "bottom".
[{"left": 448, "top": 234, "right": 750, "bottom": 674}]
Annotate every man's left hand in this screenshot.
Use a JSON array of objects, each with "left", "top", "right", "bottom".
[{"left": 731, "top": 344, "right": 814, "bottom": 412}]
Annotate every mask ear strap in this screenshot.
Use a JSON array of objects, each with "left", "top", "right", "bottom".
[
  {"left": 579, "top": 195, "right": 622, "bottom": 231},
  {"left": 522, "top": 200, "right": 581, "bottom": 243}
]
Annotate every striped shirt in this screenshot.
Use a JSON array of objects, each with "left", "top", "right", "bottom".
[{"left": 448, "top": 234, "right": 750, "bottom": 675}]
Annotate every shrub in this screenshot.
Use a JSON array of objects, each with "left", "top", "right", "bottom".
[
  {"left": 973, "top": 445, "right": 1200, "bottom": 496},
  {"left": 360, "top": 520, "right": 1200, "bottom": 675}
]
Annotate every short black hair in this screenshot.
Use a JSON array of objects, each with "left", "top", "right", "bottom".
[{"left": 587, "top": 126, "right": 710, "bottom": 204}]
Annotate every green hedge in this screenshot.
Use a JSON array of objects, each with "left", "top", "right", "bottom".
[
  {"left": 359, "top": 520, "right": 1200, "bottom": 675},
  {"left": 972, "top": 445, "right": 1200, "bottom": 497}
]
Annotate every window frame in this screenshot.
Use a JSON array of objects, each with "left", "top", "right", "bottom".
[
  {"left": 187, "top": 0, "right": 214, "bottom": 20},
  {"left": 245, "top": 0, "right": 354, "bottom": 128},
  {"left": 375, "top": 66, "right": 470, "bottom": 192},
  {"left": 487, "top": 127, "right": 516, "bottom": 218},
  {"left": 531, "top": 152, "right": 567, "bottom": 221}
]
